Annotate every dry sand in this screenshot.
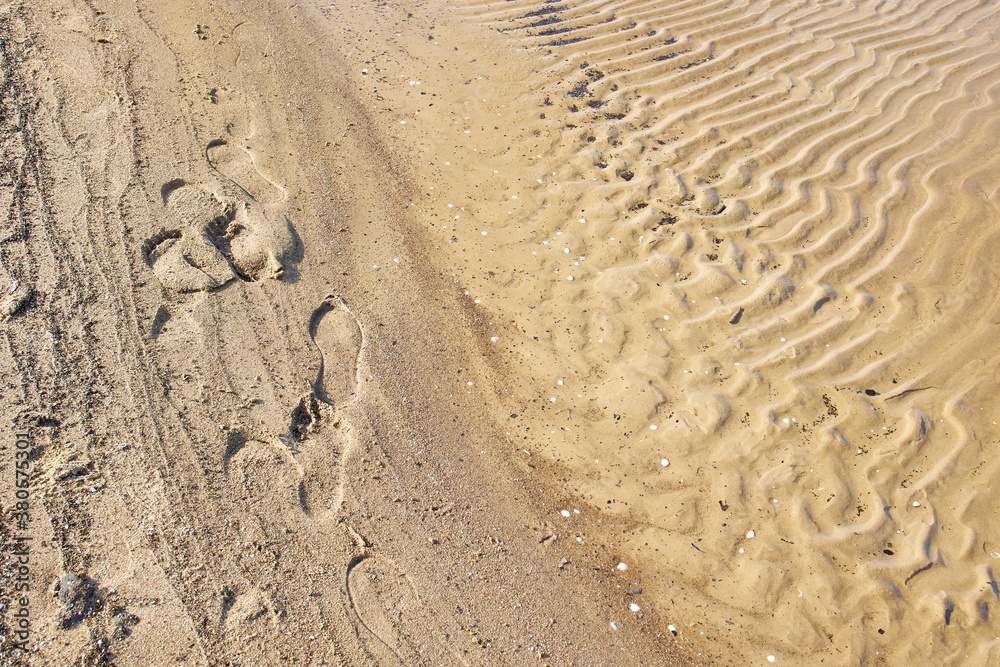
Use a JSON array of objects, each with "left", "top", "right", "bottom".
[{"left": 1, "top": 0, "right": 999, "bottom": 664}]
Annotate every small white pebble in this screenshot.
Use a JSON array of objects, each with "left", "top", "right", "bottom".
[
  {"left": 630, "top": 603, "right": 640, "bottom": 612},
  {"left": 668, "top": 624, "right": 677, "bottom": 633},
  {"left": 650, "top": 425, "right": 658, "bottom": 430},
  {"left": 617, "top": 562, "right": 628, "bottom": 571},
  {"left": 561, "top": 510, "right": 571, "bottom": 517},
  {"left": 768, "top": 657, "right": 776, "bottom": 663},
  {"left": 568, "top": 276, "right": 575, "bottom": 281},
  {"left": 557, "top": 380, "right": 564, "bottom": 385},
  {"left": 661, "top": 459, "right": 669, "bottom": 467},
  {"left": 913, "top": 501, "right": 920, "bottom": 507},
  {"left": 610, "top": 621, "right": 618, "bottom": 630},
  {"left": 746, "top": 530, "right": 756, "bottom": 539}
]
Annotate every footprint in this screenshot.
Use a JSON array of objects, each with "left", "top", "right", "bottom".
[
  {"left": 203, "top": 140, "right": 295, "bottom": 281},
  {"left": 346, "top": 550, "right": 471, "bottom": 666},
  {"left": 144, "top": 176, "right": 292, "bottom": 291},
  {"left": 310, "top": 296, "right": 363, "bottom": 408},
  {"left": 206, "top": 139, "right": 286, "bottom": 206},
  {"left": 142, "top": 226, "right": 235, "bottom": 293},
  {"left": 221, "top": 586, "right": 278, "bottom": 634},
  {"left": 143, "top": 180, "right": 235, "bottom": 292},
  {"left": 345, "top": 554, "right": 417, "bottom": 666},
  {"left": 223, "top": 432, "right": 307, "bottom": 514},
  {"left": 226, "top": 200, "right": 292, "bottom": 281},
  {"left": 162, "top": 178, "right": 230, "bottom": 227}
]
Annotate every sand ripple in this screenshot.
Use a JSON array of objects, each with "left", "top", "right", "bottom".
[{"left": 420, "top": 0, "right": 1000, "bottom": 661}]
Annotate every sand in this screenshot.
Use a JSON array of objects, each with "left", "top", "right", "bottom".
[{"left": 1, "top": 0, "right": 999, "bottom": 664}]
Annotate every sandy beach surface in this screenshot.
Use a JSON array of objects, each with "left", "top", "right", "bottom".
[{"left": 1, "top": 0, "right": 999, "bottom": 664}]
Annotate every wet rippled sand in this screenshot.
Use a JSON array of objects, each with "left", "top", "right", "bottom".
[{"left": 354, "top": 0, "right": 1000, "bottom": 661}]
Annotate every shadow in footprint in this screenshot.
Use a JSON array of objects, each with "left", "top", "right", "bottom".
[
  {"left": 309, "top": 296, "right": 363, "bottom": 408},
  {"left": 151, "top": 305, "right": 171, "bottom": 339},
  {"left": 55, "top": 572, "right": 103, "bottom": 630},
  {"left": 290, "top": 392, "right": 323, "bottom": 441},
  {"left": 222, "top": 429, "right": 249, "bottom": 474}
]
